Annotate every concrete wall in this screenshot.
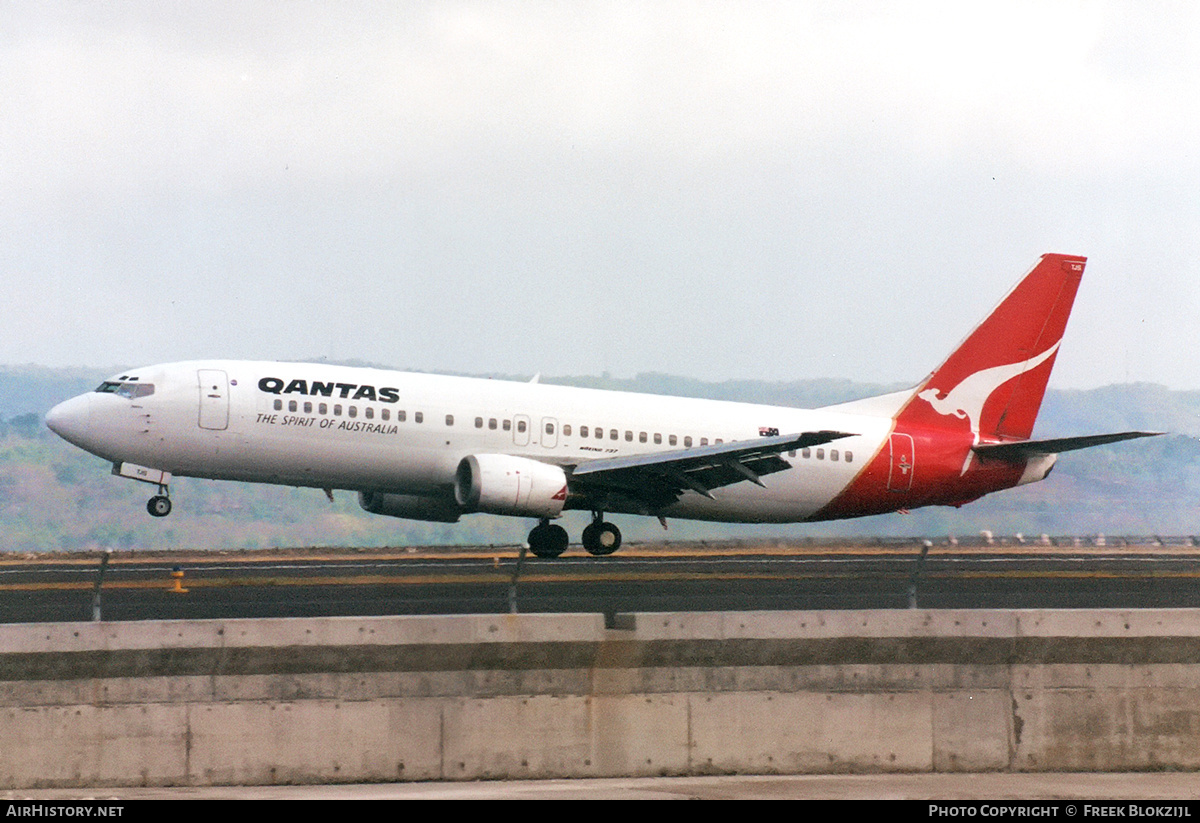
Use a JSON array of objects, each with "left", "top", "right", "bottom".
[{"left": 3, "top": 609, "right": 1200, "bottom": 787}]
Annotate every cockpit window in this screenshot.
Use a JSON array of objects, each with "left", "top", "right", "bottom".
[{"left": 94, "top": 381, "right": 154, "bottom": 399}]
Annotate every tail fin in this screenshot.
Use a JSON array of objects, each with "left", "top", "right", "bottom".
[{"left": 898, "top": 253, "right": 1085, "bottom": 443}]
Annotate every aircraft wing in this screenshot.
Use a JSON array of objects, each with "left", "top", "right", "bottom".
[
  {"left": 972, "top": 431, "right": 1163, "bottom": 461},
  {"left": 569, "top": 430, "right": 854, "bottom": 512}
]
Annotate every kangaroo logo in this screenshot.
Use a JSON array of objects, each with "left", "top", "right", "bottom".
[{"left": 917, "top": 341, "right": 1060, "bottom": 474}]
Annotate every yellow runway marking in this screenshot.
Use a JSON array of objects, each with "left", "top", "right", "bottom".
[
  {"left": 5, "top": 568, "right": 1200, "bottom": 593},
  {"left": 4, "top": 544, "right": 1198, "bottom": 571}
]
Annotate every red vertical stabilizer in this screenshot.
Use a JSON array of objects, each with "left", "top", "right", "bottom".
[
  {"left": 899, "top": 253, "right": 1085, "bottom": 444},
  {"left": 811, "top": 253, "right": 1085, "bottom": 521}
]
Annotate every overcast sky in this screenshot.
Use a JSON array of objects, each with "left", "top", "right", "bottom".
[{"left": 3, "top": 2, "right": 1198, "bottom": 390}]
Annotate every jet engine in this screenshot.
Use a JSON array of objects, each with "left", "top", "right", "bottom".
[
  {"left": 454, "top": 454, "right": 568, "bottom": 518},
  {"left": 358, "top": 491, "right": 461, "bottom": 523}
]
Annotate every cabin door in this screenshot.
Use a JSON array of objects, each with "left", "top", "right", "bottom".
[
  {"left": 197, "top": 369, "right": 230, "bottom": 431},
  {"left": 887, "top": 432, "right": 914, "bottom": 492},
  {"left": 512, "top": 414, "right": 531, "bottom": 447},
  {"left": 541, "top": 417, "right": 558, "bottom": 448}
]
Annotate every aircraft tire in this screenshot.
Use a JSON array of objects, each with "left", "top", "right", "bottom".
[
  {"left": 582, "top": 521, "right": 621, "bottom": 556},
  {"left": 147, "top": 495, "right": 172, "bottom": 518},
  {"left": 528, "top": 523, "right": 569, "bottom": 558}
]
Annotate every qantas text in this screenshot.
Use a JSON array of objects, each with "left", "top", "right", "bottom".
[{"left": 258, "top": 377, "right": 400, "bottom": 404}]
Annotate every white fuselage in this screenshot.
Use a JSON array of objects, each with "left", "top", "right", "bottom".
[{"left": 48, "top": 360, "right": 895, "bottom": 524}]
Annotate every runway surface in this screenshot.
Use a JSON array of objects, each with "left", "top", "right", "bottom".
[
  {"left": 6, "top": 772, "right": 1200, "bottom": 800},
  {"left": 4, "top": 539, "right": 1199, "bottom": 622}
]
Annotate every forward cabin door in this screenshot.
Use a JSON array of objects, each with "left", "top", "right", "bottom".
[
  {"left": 887, "top": 432, "right": 914, "bottom": 492},
  {"left": 197, "top": 369, "right": 230, "bottom": 431}
]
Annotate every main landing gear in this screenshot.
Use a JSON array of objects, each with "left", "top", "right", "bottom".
[
  {"left": 582, "top": 512, "right": 621, "bottom": 556},
  {"left": 527, "top": 520, "right": 569, "bottom": 558},
  {"left": 525, "top": 513, "right": 623, "bottom": 558},
  {"left": 147, "top": 484, "right": 172, "bottom": 518}
]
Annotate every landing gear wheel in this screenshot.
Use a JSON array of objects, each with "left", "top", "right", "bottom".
[
  {"left": 582, "top": 521, "right": 622, "bottom": 556},
  {"left": 528, "top": 523, "right": 569, "bottom": 558},
  {"left": 147, "top": 495, "right": 172, "bottom": 518}
]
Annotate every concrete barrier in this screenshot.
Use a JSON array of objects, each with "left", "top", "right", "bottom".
[{"left": 2, "top": 609, "right": 1200, "bottom": 787}]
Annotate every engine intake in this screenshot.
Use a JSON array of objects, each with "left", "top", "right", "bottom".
[{"left": 454, "top": 454, "right": 568, "bottom": 518}]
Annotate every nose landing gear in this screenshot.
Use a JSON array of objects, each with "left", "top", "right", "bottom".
[
  {"left": 113, "top": 464, "right": 175, "bottom": 518},
  {"left": 147, "top": 485, "right": 172, "bottom": 517}
]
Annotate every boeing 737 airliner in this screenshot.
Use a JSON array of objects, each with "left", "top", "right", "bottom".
[{"left": 46, "top": 254, "right": 1157, "bottom": 557}]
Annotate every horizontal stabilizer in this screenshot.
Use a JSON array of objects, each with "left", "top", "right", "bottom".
[{"left": 973, "top": 431, "right": 1163, "bottom": 461}]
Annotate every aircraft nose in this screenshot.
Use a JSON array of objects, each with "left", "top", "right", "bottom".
[{"left": 45, "top": 394, "right": 92, "bottom": 446}]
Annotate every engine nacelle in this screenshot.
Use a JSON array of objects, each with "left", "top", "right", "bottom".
[
  {"left": 358, "top": 491, "right": 461, "bottom": 523},
  {"left": 454, "top": 454, "right": 568, "bottom": 518}
]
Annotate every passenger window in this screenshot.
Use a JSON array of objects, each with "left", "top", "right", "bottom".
[
  {"left": 802, "top": 448, "right": 810, "bottom": 458},
  {"left": 489, "top": 418, "right": 498, "bottom": 430},
  {"left": 654, "top": 433, "right": 662, "bottom": 445},
  {"left": 288, "top": 400, "right": 297, "bottom": 412},
  {"left": 445, "top": 414, "right": 454, "bottom": 426},
  {"left": 517, "top": 420, "right": 527, "bottom": 433},
  {"left": 273, "top": 399, "right": 282, "bottom": 411},
  {"left": 349, "top": 406, "right": 357, "bottom": 418},
  {"left": 381, "top": 409, "right": 389, "bottom": 421},
  {"left": 830, "top": 449, "right": 838, "bottom": 461},
  {"left": 625, "top": 431, "right": 633, "bottom": 441},
  {"left": 503, "top": 419, "right": 511, "bottom": 431},
  {"left": 701, "top": 438, "right": 708, "bottom": 446},
  {"left": 475, "top": 417, "right": 483, "bottom": 428},
  {"left": 610, "top": 429, "right": 618, "bottom": 440},
  {"left": 319, "top": 403, "right": 328, "bottom": 415},
  {"left": 563, "top": 424, "right": 572, "bottom": 436},
  {"left": 581, "top": 426, "right": 589, "bottom": 438},
  {"left": 366, "top": 407, "right": 374, "bottom": 419},
  {"left": 639, "top": 432, "right": 647, "bottom": 443},
  {"left": 303, "top": 402, "right": 312, "bottom": 414},
  {"left": 816, "top": 448, "right": 824, "bottom": 460},
  {"left": 334, "top": 404, "right": 342, "bottom": 416},
  {"left": 669, "top": 435, "right": 677, "bottom": 446},
  {"left": 845, "top": 451, "right": 853, "bottom": 463},
  {"left": 415, "top": 412, "right": 423, "bottom": 423},
  {"left": 715, "top": 439, "right": 723, "bottom": 444},
  {"left": 546, "top": 422, "right": 555, "bottom": 435},
  {"left": 398, "top": 410, "right": 406, "bottom": 422},
  {"left": 788, "top": 450, "right": 796, "bottom": 457},
  {"left": 684, "top": 436, "right": 692, "bottom": 447}
]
